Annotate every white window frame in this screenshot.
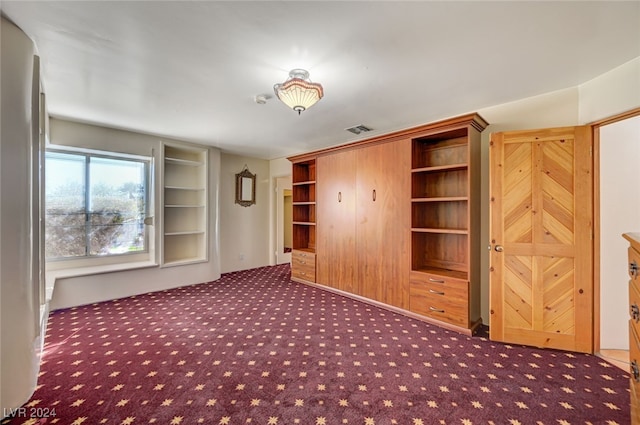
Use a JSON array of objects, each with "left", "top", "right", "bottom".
[{"left": 44, "top": 146, "right": 154, "bottom": 270}]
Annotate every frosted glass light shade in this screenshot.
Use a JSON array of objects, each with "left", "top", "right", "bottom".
[{"left": 274, "top": 69, "right": 324, "bottom": 114}]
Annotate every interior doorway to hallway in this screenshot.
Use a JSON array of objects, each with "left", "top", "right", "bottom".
[
  {"left": 275, "top": 175, "right": 292, "bottom": 265},
  {"left": 594, "top": 110, "right": 640, "bottom": 366}
]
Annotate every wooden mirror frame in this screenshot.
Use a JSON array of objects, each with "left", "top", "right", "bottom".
[{"left": 235, "top": 167, "right": 256, "bottom": 207}]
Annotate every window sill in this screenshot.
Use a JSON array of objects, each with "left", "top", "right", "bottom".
[{"left": 45, "top": 261, "right": 158, "bottom": 302}]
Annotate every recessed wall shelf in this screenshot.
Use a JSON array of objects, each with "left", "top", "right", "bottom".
[{"left": 162, "top": 143, "right": 208, "bottom": 267}]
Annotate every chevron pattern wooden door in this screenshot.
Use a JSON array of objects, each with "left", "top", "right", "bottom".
[{"left": 489, "top": 126, "right": 593, "bottom": 353}]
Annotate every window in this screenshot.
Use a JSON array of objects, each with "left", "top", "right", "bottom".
[{"left": 45, "top": 150, "right": 150, "bottom": 260}]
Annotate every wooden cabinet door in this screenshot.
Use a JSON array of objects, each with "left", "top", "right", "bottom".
[
  {"left": 356, "top": 140, "right": 411, "bottom": 308},
  {"left": 316, "top": 150, "right": 357, "bottom": 293},
  {"left": 489, "top": 126, "right": 593, "bottom": 353}
]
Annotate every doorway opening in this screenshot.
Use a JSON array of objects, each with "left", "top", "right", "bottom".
[
  {"left": 594, "top": 109, "right": 640, "bottom": 369},
  {"left": 275, "top": 176, "right": 292, "bottom": 265}
]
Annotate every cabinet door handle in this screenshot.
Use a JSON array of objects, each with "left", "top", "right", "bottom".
[
  {"left": 429, "top": 306, "right": 445, "bottom": 313},
  {"left": 372, "top": 189, "right": 376, "bottom": 202},
  {"left": 632, "top": 360, "right": 640, "bottom": 383},
  {"left": 428, "top": 289, "right": 445, "bottom": 296},
  {"left": 631, "top": 303, "right": 640, "bottom": 323},
  {"left": 630, "top": 260, "right": 638, "bottom": 278},
  {"left": 429, "top": 278, "right": 445, "bottom": 283},
  {"left": 338, "top": 191, "right": 342, "bottom": 203}
]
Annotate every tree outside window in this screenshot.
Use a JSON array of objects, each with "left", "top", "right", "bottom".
[{"left": 45, "top": 150, "right": 149, "bottom": 259}]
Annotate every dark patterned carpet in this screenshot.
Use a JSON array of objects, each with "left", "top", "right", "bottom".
[{"left": 2, "top": 264, "right": 631, "bottom": 424}]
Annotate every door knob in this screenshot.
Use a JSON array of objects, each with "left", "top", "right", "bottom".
[{"left": 494, "top": 245, "right": 504, "bottom": 252}]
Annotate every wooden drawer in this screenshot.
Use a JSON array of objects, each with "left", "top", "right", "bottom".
[
  {"left": 409, "top": 272, "right": 469, "bottom": 327},
  {"left": 629, "top": 323, "right": 640, "bottom": 424},
  {"left": 291, "top": 250, "right": 316, "bottom": 282}
]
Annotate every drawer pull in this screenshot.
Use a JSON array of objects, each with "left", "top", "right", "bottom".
[
  {"left": 428, "top": 289, "right": 445, "bottom": 296},
  {"left": 632, "top": 360, "right": 640, "bottom": 383},
  {"left": 631, "top": 303, "right": 640, "bottom": 323},
  {"left": 429, "top": 306, "right": 445, "bottom": 313},
  {"left": 630, "top": 260, "right": 638, "bottom": 279},
  {"left": 429, "top": 278, "right": 445, "bottom": 283},
  {"left": 300, "top": 260, "right": 306, "bottom": 265}
]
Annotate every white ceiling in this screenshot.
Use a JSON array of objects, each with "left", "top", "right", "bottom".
[{"left": 2, "top": 1, "right": 639, "bottom": 160}]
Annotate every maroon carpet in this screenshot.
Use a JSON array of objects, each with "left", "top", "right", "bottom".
[{"left": 2, "top": 264, "right": 631, "bottom": 424}]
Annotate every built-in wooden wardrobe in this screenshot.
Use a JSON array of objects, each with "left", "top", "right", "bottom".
[
  {"left": 623, "top": 233, "right": 640, "bottom": 423},
  {"left": 317, "top": 139, "right": 411, "bottom": 308},
  {"left": 289, "top": 113, "right": 487, "bottom": 335}
]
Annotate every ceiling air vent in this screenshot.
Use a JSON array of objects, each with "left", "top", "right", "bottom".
[{"left": 345, "top": 125, "right": 372, "bottom": 135}]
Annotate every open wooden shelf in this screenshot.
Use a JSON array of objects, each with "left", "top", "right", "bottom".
[
  {"left": 290, "top": 159, "right": 318, "bottom": 282},
  {"left": 409, "top": 119, "right": 484, "bottom": 332}
]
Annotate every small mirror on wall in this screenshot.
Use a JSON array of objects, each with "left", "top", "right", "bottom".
[{"left": 235, "top": 166, "right": 256, "bottom": 207}]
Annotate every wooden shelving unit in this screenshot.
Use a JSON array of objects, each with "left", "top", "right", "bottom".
[
  {"left": 289, "top": 113, "right": 487, "bottom": 335},
  {"left": 411, "top": 133, "right": 469, "bottom": 277},
  {"left": 291, "top": 160, "right": 316, "bottom": 252},
  {"left": 290, "top": 159, "right": 317, "bottom": 282},
  {"left": 162, "top": 143, "right": 208, "bottom": 267},
  {"left": 409, "top": 123, "right": 484, "bottom": 333}
]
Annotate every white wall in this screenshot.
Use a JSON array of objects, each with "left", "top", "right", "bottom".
[
  {"left": 274, "top": 176, "right": 293, "bottom": 265},
  {"left": 579, "top": 57, "right": 640, "bottom": 349},
  {"left": 599, "top": 116, "right": 640, "bottom": 350},
  {"left": 270, "top": 157, "right": 291, "bottom": 178},
  {"left": 47, "top": 119, "right": 222, "bottom": 310},
  {"left": 579, "top": 57, "right": 640, "bottom": 124},
  {"left": 219, "top": 153, "right": 270, "bottom": 272},
  {"left": 269, "top": 157, "right": 293, "bottom": 265},
  {"left": 1, "top": 18, "right": 42, "bottom": 415}
]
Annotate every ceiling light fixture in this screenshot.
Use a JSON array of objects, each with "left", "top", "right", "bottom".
[{"left": 274, "top": 69, "right": 324, "bottom": 115}]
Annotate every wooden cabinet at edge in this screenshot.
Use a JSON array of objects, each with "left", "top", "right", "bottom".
[
  {"left": 289, "top": 113, "right": 487, "bottom": 335},
  {"left": 316, "top": 141, "right": 410, "bottom": 308},
  {"left": 623, "top": 232, "right": 640, "bottom": 424}
]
